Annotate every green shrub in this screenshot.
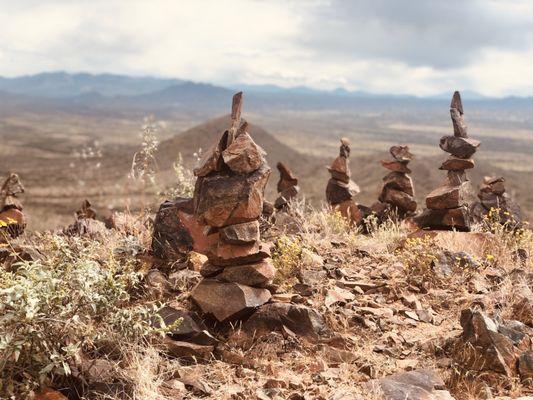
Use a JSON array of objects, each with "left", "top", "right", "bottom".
[{"left": 0, "top": 235, "right": 160, "bottom": 397}]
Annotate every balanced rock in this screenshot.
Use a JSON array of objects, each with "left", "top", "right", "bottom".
[
  {"left": 375, "top": 145, "right": 416, "bottom": 218},
  {"left": 191, "top": 92, "right": 274, "bottom": 322},
  {"left": 414, "top": 91, "right": 479, "bottom": 231},
  {"left": 325, "top": 138, "right": 362, "bottom": 225},
  {"left": 274, "top": 162, "right": 299, "bottom": 210},
  {"left": 191, "top": 279, "right": 271, "bottom": 322},
  {"left": 473, "top": 176, "right": 523, "bottom": 227}
]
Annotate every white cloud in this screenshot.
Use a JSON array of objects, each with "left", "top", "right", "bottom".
[{"left": 0, "top": 0, "right": 532, "bottom": 96}]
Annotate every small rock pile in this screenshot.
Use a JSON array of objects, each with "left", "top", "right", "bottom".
[
  {"left": 415, "top": 91, "right": 480, "bottom": 231},
  {"left": 191, "top": 92, "right": 275, "bottom": 322},
  {"left": 472, "top": 176, "right": 523, "bottom": 227},
  {"left": 0, "top": 173, "right": 26, "bottom": 240},
  {"left": 326, "top": 138, "right": 362, "bottom": 224},
  {"left": 376, "top": 145, "right": 417, "bottom": 218},
  {"left": 64, "top": 199, "right": 107, "bottom": 237},
  {"left": 274, "top": 162, "right": 299, "bottom": 210}
]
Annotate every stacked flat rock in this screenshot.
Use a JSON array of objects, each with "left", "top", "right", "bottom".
[
  {"left": 326, "top": 138, "right": 362, "bottom": 224},
  {"left": 474, "top": 176, "right": 523, "bottom": 226},
  {"left": 190, "top": 92, "right": 274, "bottom": 322},
  {"left": 274, "top": 162, "right": 299, "bottom": 210},
  {"left": 377, "top": 145, "right": 417, "bottom": 217},
  {"left": 414, "top": 91, "right": 480, "bottom": 231}
]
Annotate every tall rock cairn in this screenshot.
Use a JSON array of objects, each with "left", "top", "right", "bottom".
[
  {"left": 415, "top": 91, "right": 480, "bottom": 231},
  {"left": 274, "top": 162, "right": 299, "bottom": 210},
  {"left": 326, "top": 138, "right": 362, "bottom": 224},
  {"left": 473, "top": 176, "right": 523, "bottom": 227},
  {"left": 378, "top": 145, "right": 417, "bottom": 217},
  {"left": 190, "top": 92, "right": 275, "bottom": 322}
]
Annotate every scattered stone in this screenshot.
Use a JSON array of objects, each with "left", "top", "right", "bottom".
[
  {"left": 326, "top": 138, "right": 362, "bottom": 225},
  {"left": 238, "top": 302, "right": 326, "bottom": 342},
  {"left": 368, "top": 369, "right": 455, "bottom": 400},
  {"left": 163, "top": 337, "right": 214, "bottom": 361},
  {"left": 456, "top": 308, "right": 520, "bottom": 377},
  {"left": 518, "top": 351, "right": 533, "bottom": 381},
  {"left": 414, "top": 92, "right": 479, "bottom": 231},
  {"left": 155, "top": 306, "right": 217, "bottom": 345}
]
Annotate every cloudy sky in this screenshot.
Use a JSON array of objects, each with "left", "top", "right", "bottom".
[{"left": 1, "top": 0, "right": 533, "bottom": 96}]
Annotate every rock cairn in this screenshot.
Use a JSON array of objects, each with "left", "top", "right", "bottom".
[
  {"left": 473, "top": 176, "right": 523, "bottom": 227},
  {"left": 274, "top": 162, "right": 299, "bottom": 210},
  {"left": 326, "top": 138, "right": 362, "bottom": 224},
  {"left": 0, "top": 173, "right": 26, "bottom": 239},
  {"left": 414, "top": 91, "right": 480, "bottom": 231},
  {"left": 191, "top": 92, "right": 275, "bottom": 322},
  {"left": 377, "top": 145, "right": 417, "bottom": 217}
]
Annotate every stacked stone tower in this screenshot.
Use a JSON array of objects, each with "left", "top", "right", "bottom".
[
  {"left": 274, "top": 162, "right": 299, "bottom": 210},
  {"left": 190, "top": 92, "right": 275, "bottom": 322},
  {"left": 415, "top": 91, "right": 480, "bottom": 231},
  {"left": 326, "top": 138, "right": 362, "bottom": 224},
  {"left": 473, "top": 176, "right": 523, "bottom": 226},
  {"left": 378, "top": 145, "right": 417, "bottom": 217}
]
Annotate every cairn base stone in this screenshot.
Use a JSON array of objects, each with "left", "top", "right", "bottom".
[{"left": 191, "top": 279, "right": 271, "bottom": 322}]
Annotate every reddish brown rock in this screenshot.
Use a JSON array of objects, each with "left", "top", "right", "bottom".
[
  {"left": 439, "top": 157, "right": 474, "bottom": 171},
  {"left": 193, "top": 131, "right": 227, "bottom": 177},
  {"left": 326, "top": 178, "right": 360, "bottom": 205},
  {"left": 211, "top": 240, "right": 260, "bottom": 262},
  {"left": 381, "top": 160, "right": 412, "bottom": 174},
  {"left": 414, "top": 207, "right": 471, "bottom": 231},
  {"left": 222, "top": 131, "right": 265, "bottom": 174},
  {"left": 328, "top": 156, "right": 351, "bottom": 183},
  {"left": 194, "top": 164, "right": 270, "bottom": 227},
  {"left": 220, "top": 221, "right": 260, "bottom": 245},
  {"left": 390, "top": 145, "right": 414, "bottom": 162},
  {"left": 416, "top": 92, "right": 480, "bottom": 231},
  {"left": 208, "top": 243, "right": 271, "bottom": 267},
  {"left": 334, "top": 200, "right": 363, "bottom": 225},
  {"left": 217, "top": 259, "right": 276, "bottom": 287},
  {"left": 426, "top": 182, "right": 472, "bottom": 210},
  {"left": 191, "top": 279, "right": 271, "bottom": 321},
  {"left": 151, "top": 198, "right": 195, "bottom": 261},
  {"left": 275, "top": 185, "right": 299, "bottom": 209},
  {"left": 439, "top": 136, "right": 480, "bottom": 159},
  {"left": 473, "top": 176, "right": 523, "bottom": 227},
  {"left": 382, "top": 188, "right": 417, "bottom": 213},
  {"left": 239, "top": 302, "right": 326, "bottom": 342},
  {"left": 276, "top": 162, "right": 298, "bottom": 192},
  {"left": 382, "top": 172, "right": 414, "bottom": 196}
]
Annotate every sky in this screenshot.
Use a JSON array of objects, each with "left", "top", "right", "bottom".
[{"left": 1, "top": 0, "right": 533, "bottom": 96}]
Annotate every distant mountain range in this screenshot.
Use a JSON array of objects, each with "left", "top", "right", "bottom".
[
  {"left": 0, "top": 71, "right": 525, "bottom": 100},
  {"left": 1, "top": 72, "right": 533, "bottom": 115}
]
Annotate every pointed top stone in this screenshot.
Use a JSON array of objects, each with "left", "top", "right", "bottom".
[
  {"left": 451, "top": 91, "right": 463, "bottom": 115},
  {"left": 339, "top": 138, "right": 351, "bottom": 158},
  {"left": 231, "top": 92, "right": 243, "bottom": 122}
]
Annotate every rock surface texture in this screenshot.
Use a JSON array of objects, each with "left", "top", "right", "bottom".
[
  {"left": 190, "top": 92, "right": 273, "bottom": 322},
  {"left": 414, "top": 92, "right": 480, "bottom": 231},
  {"left": 326, "top": 138, "right": 362, "bottom": 225}
]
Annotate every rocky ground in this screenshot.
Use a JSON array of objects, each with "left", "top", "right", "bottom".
[{"left": 0, "top": 199, "right": 531, "bottom": 400}]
